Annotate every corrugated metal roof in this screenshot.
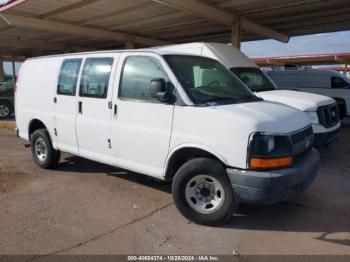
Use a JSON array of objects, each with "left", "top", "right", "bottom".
[
  {"left": 253, "top": 52, "right": 350, "bottom": 66},
  {"left": 0, "top": 0, "right": 349, "bottom": 59}
]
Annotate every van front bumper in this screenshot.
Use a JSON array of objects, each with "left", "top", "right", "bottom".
[
  {"left": 226, "top": 148, "right": 320, "bottom": 204},
  {"left": 314, "top": 127, "right": 340, "bottom": 147}
]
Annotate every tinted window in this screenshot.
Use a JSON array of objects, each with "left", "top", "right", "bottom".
[
  {"left": 79, "top": 57, "right": 113, "bottom": 98},
  {"left": 331, "top": 77, "right": 349, "bottom": 89},
  {"left": 57, "top": 59, "right": 82, "bottom": 95},
  {"left": 119, "top": 56, "right": 169, "bottom": 102},
  {"left": 231, "top": 67, "right": 276, "bottom": 92},
  {"left": 165, "top": 55, "right": 255, "bottom": 105}
]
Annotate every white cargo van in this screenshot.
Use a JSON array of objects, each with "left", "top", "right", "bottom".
[
  {"left": 156, "top": 43, "right": 341, "bottom": 147},
  {"left": 267, "top": 69, "right": 350, "bottom": 120},
  {"left": 16, "top": 50, "right": 319, "bottom": 225}
]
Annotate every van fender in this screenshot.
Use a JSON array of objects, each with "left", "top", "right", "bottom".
[
  {"left": 28, "top": 117, "right": 57, "bottom": 150},
  {"left": 163, "top": 143, "right": 229, "bottom": 178}
]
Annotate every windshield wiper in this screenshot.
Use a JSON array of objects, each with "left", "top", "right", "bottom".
[
  {"left": 236, "top": 95, "right": 263, "bottom": 102},
  {"left": 204, "top": 97, "right": 238, "bottom": 104}
]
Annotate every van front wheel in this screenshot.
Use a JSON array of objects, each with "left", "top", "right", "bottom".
[
  {"left": 172, "top": 158, "right": 238, "bottom": 226},
  {"left": 31, "top": 129, "right": 61, "bottom": 169}
]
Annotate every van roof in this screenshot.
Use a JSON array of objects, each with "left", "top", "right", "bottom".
[
  {"left": 268, "top": 68, "right": 350, "bottom": 78},
  {"left": 153, "top": 42, "right": 257, "bottom": 68},
  {"left": 269, "top": 68, "right": 341, "bottom": 74},
  {"left": 26, "top": 48, "right": 193, "bottom": 61}
]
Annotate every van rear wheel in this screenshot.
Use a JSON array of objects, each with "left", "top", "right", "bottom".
[
  {"left": 31, "top": 129, "right": 60, "bottom": 169},
  {"left": 172, "top": 158, "right": 238, "bottom": 226}
]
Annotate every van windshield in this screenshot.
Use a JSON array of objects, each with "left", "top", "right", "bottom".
[
  {"left": 164, "top": 55, "right": 259, "bottom": 105},
  {"left": 231, "top": 67, "right": 276, "bottom": 92}
]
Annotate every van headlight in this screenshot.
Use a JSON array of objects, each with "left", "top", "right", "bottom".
[
  {"left": 248, "top": 133, "right": 293, "bottom": 170},
  {"left": 306, "top": 112, "right": 319, "bottom": 124}
]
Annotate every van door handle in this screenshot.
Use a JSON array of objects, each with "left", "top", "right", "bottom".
[
  {"left": 114, "top": 104, "right": 118, "bottom": 117},
  {"left": 53, "top": 97, "right": 57, "bottom": 103},
  {"left": 78, "top": 101, "right": 82, "bottom": 114}
]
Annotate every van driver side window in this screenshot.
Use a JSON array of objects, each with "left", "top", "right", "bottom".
[
  {"left": 79, "top": 57, "right": 114, "bottom": 98},
  {"left": 119, "top": 56, "right": 169, "bottom": 102},
  {"left": 331, "top": 77, "right": 349, "bottom": 89},
  {"left": 57, "top": 59, "right": 82, "bottom": 96}
]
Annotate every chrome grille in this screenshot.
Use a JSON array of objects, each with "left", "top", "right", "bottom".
[
  {"left": 290, "top": 126, "right": 314, "bottom": 156},
  {"left": 317, "top": 104, "right": 339, "bottom": 128},
  {"left": 290, "top": 126, "right": 313, "bottom": 144}
]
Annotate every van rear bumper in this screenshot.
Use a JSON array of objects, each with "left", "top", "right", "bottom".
[{"left": 226, "top": 148, "right": 320, "bottom": 204}]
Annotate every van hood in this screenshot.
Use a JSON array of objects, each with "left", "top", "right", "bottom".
[
  {"left": 212, "top": 100, "right": 311, "bottom": 134},
  {"left": 256, "top": 90, "right": 335, "bottom": 112}
]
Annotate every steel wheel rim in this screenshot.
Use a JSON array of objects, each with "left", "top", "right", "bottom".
[
  {"left": 34, "top": 137, "right": 47, "bottom": 161},
  {"left": 0, "top": 105, "right": 10, "bottom": 117},
  {"left": 185, "top": 174, "right": 225, "bottom": 214}
]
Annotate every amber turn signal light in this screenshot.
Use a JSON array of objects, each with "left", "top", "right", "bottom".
[{"left": 250, "top": 156, "right": 293, "bottom": 169}]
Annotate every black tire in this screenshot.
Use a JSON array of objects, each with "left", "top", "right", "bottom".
[
  {"left": 172, "top": 158, "right": 238, "bottom": 226},
  {"left": 30, "top": 129, "right": 61, "bottom": 169},
  {"left": 0, "top": 100, "right": 13, "bottom": 119}
]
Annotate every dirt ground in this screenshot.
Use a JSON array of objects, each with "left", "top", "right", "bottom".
[{"left": 0, "top": 121, "right": 349, "bottom": 257}]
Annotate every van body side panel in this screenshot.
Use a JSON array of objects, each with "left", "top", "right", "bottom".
[
  {"left": 170, "top": 106, "right": 249, "bottom": 169},
  {"left": 298, "top": 71, "right": 329, "bottom": 88},
  {"left": 269, "top": 71, "right": 299, "bottom": 90},
  {"left": 15, "top": 61, "right": 28, "bottom": 140},
  {"left": 15, "top": 58, "right": 61, "bottom": 143},
  {"left": 269, "top": 70, "right": 350, "bottom": 116}
]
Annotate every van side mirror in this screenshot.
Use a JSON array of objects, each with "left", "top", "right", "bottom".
[{"left": 150, "top": 78, "right": 171, "bottom": 102}]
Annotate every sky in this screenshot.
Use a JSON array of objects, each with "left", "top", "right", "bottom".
[
  {"left": 0, "top": 0, "right": 12, "bottom": 5},
  {"left": 241, "top": 30, "right": 350, "bottom": 58},
  {"left": 3, "top": 30, "right": 350, "bottom": 75}
]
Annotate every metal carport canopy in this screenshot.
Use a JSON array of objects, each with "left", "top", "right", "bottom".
[
  {"left": 0, "top": 0, "right": 349, "bottom": 59},
  {"left": 253, "top": 53, "right": 350, "bottom": 66}
]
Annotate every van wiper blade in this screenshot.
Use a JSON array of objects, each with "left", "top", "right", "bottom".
[
  {"left": 236, "top": 95, "right": 263, "bottom": 102},
  {"left": 204, "top": 97, "right": 238, "bottom": 105}
]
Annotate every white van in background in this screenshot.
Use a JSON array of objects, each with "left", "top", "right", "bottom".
[
  {"left": 16, "top": 49, "right": 319, "bottom": 225},
  {"left": 267, "top": 69, "right": 350, "bottom": 120},
  {"left": 156, "top": 43, "right": 341, "bottom": 147}
]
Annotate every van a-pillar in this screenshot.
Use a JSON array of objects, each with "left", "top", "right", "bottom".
[{"left": 231, "top": 20, "right": 241, "bottom": 50}]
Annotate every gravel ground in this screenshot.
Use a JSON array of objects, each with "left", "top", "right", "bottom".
[{"left": 0, "top": 123, "right": 349, "bottom": 257}]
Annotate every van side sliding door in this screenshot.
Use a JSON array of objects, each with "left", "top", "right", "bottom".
[
  {"left": 54, "top": 58, "right": 82, "bottom": 154},
  {"left": 75, "top": 55, "right": 119, "bottom": 164}
]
